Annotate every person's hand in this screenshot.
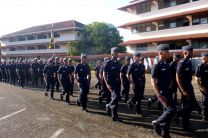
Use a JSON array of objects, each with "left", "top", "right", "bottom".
[
  {"left": 132, "top": 83, "right": 136, "bottom": 90},
  {"left": 107, "top": 84, "right": 112, "bottom": 92},
  {"left": 158, "top": 95, "right": 168, "bottom": 107}
]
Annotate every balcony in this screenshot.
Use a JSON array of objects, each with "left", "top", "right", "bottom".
[{"left": 130, "top": 24, "right": 208, "bottom": 40}]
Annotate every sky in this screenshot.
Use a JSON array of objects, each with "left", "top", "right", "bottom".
[{"left": 0, "top": 0, "right": 139, "bottom": 41}]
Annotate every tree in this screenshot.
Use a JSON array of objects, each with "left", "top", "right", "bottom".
[{"left": 67, "top": 22, "right": 125, "bottom": 56}]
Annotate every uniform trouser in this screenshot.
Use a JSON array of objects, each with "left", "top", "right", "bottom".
[
  {"left": 38, "top": 71, "right": 44, "bottom": 84},
  {"left": 141, "top": 77, "right": 146, "bottom": 98},
  {"left": 19, "top": 73, "right": 25, "bottom": 87},
  {"left": 201, "top": 92, "right": 208, "bottom": 119},
  {"left": 107, "top": 83, "right": 121, "bottom": 118},
  {"left": 55, "top": 75, "right": 60, "bottom": 91},
  {"left": 61, "top": 80, "right": 71, "bottom": 102},
  {"left": 10, "top": 72, "right": 16, "bottom": 85},
  {"left": 6, "top": 71, "right": 10, "bottom": 82},
  {"left": 171, "top": 82, "right": 178, "bottom": 105},
  {"left": 157, "top": 89, "right": 175, "bottom": 135},
  {"left": 95, "top": 75, "right": 101, "bottom": 90},
  {"left": 1, "top": 71, "right": 7, "bottom": 83},
  {"left": 131, "top": 80, "right": 142, "bottom": 113},
  {"left": 32, "top": 71, "right": 39, "bottom": 85},
  {"left": 0, "top": 72, "right": 2, "bottom": 82},
  {"left": 78, "top": 80, "right": 89, "bottom": 109},
  {"left": 177, "top": 85, "right": 196, "bottom": 128},
  {"left": 25, "top": 71, "right": 30, "bottom": 84},
  {"left": 70, "top": 79, "right": 74, "bottom": 96},
  {"left": 46, "top": 77, "right": 55, "bottom": 98},
  {"left": 121, "top": 80, "right": 130, "bottom": 102},
  {"left": 101, "top": 83, "right": 111, "bottom": 104}
]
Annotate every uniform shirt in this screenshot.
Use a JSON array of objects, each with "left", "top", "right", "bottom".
[
  {"left": 16, "top": 63, "right": 25, "bottom": 74},
  {"left": 169, "top": 61, "right": 178, "bottom": 83},
  {"left": 104, "top": 59, "right": 121, "bottom": 84},
  {"left": 0, "top": 64, "right": 6, "bottom": 72},
  {"left": 54, "top": 62, "right": 61, "bottom": 72},
  {"left": 24, "top": 63, "right": 30, "bottom": 72},
  {"left": 195, "top": 62, "right": 208, "bottom": 90},
  {"left": 6, "top": 64, "right": 10, "bottom": 72},
  {"left": 57, "top": 65, "right": 72, "bottom": 81},
  {"left": 75, "top": 63, "right": 90, "bottom": 82},
  {"left": 31, "top": 63, "right": 39, "bottom": 72},
  {"left": 94, "top": 66, "right": 101, "bottom": 76},
  {"left": 38, "top": 64, "right": 45, "bottom": 73},
  {"left": 43, "top": 65, "right": 56, "bottom": 78},
  {"left": 10, "top": 64, "right": 17, "bottom": 73},
  {"left": 120, "top": 64, "right": 129, "bottom": 82},
  {"left": 176, "top": 58, "right": 192, "bottom": 86},
  {"left": 151, "top": 60, "right": 171, "bottom": 90},
  {"left": 127, "top": 63, "right": 145, "bottom": 83}
]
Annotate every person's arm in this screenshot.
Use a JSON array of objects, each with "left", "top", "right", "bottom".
[
  {"left": 87, "top": 65, "right": 91, "bottom": 85},
  {"left": 195, "top": 65, "right": 207, "bottom": 93},
  {"left": 127, "top": 65, "right": 135, "bottom": 89},
  {"left": 120, "top": 66, "right": 124, "bottom": 86}
]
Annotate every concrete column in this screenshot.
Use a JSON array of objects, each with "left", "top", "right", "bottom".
[
  {"left": 186, "top": 15, "right": 193, "bottom": 26},
  {"left": 152, "top": 22, "right": 158, "bottom": 31},
  {"left": 151, "top": 0, "right": 159, "bottom": 11},
  {"left": 186, "top": 40, "right": 192, "bottom": 45}
]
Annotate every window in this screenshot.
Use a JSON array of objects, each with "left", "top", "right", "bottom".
[
  {"left": 170, "top": 21, "right": 176, "bottom": 28},
  {"left": 136, "top": 44, "right": 147, "bottom": 51},
  {"left": 27, "top": 35, "right": 36, "bottom": 40},
  {"left": 193, "top": 13, "right": 208, "bottom": 25},
  {"left": 159, "top": 0, "right": 190, "bottom": 9},
  {"left": 18, "top": 36, "right": 26, "bottom": 41},
  {"left": 136, "top": 1, "right": 151, "bottom": 14},
  {"left": 37, "top": 34, "right": 47, "bottom": 39},
  {"left": 37, "top": 45, "right": 47, "bottom": 50},
  {"left": 54, "top": 32, "right": 60, "bottom": 38},
  {"left": 55, "top": 45, "right": 60, "bottom": 49},
  {"left": 27, "top": 46, "right": 36, "bottom": 50}
]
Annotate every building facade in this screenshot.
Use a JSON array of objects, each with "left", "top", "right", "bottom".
[
  {"left": 0, "top": 20, "right": 84, "bottom": 59},
  {"left": 118, "top": 0, "right": 208, "bottom": 53}
]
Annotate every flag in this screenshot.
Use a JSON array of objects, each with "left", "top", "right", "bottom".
[{"left": 48, "top": 27, "right": 55, "bottom": 49}]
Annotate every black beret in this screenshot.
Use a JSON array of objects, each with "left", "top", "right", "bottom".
[
  {"left": 125, "top": 56, "right": 131, "bottom": 61},
  {"left": 201, "top": 52, "right": 208, "bottom": 57},
  {"left": 133, "top": 52, "right": 141, "bottom": 57},
  {"left": 182, "top": 45, "right": 193, "bottom": 52},
  {"left": 111, "top": 47, "right": 119, "bottom": 54},
  {"left": 157, "top": 44, "right": 170, "bottom": 51}
]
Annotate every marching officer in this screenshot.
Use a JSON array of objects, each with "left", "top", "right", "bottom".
[
  {"left": 54, "top": 57, "right": 61, "bottom": 92},
  {"left": 140, "top": 57, "right": 146, "bottom": 100},
  {"left": 151, "top": 44, "right": 176, "bottom": 138},
  {"left": 68, "top": 58, "right": 75, "bottom": 96},
  {"left": 58, "top": 58, "right": 73, "bottom": 104},
  {"left": 6, "top": 60, "right": 11, "bottom": 83},
  {"left": 127, "top": 52, "right": 145, "bottom": 115},
  {"left": 10, "top": 59, "right": 17, "bottom": 85},
  {"left": 43, "top": 59, "right": 56, "bottom": 99},
  {"left": 120, "top": 57, "right": 131, "bottom": 103},
  {"left": 94, "top": 61, "right": 102, "bottom": 90},
  {"left": 195, "top": 52, "right": 208, "bottom": 121},
  {"left": 16, "top": 58, "right": 25, "bottom": 88},
  {"left": 31, "top": 58, "right": 39, "bottom": 86},
  {"left": 99, "top": 57, "right": 111, "bottom": 105},
  {"left": 0, "top": 60, "right": 7, "bottom": 83},
  {"left": 24, "top": 60, "right": 31, "bottom": 85},
  {"left": 74, "top": 53, "right": 91, "bottom": 112},
  {"left": 169, "top": 54, "right": 182, "bottom": 105},
  {"left": 38, "top": 59, "right": 45, "bottom": 85},
  {"left": 176, "top": 45, "right": 197, "bottom": 131},
  {"left": 104, "top": 47, "right": 122, "bottom": 121}
]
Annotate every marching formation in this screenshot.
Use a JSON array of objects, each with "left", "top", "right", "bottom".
[{"left": 0, "top": 45, "right": 208, "bottom": 138}]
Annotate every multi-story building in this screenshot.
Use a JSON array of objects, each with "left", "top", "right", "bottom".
[
  {"left": 118, "top": 0, "right": 208, "bottom": 53},
  {"left": 0, "top": 20, "right": 84, "bottom": 59}
]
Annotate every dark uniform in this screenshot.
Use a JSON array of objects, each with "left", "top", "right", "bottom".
[
  {"left": 68, "top": 62, "right": 75, "bottom": 96},
  {"left": 94, "top": 63, "right": 101, "bottom": 90},
  {"left": 176, "top": 45, "right": 197, "bottom": 131},
  {"left": 16, "top": 62, "right": 25, "bottom": 88},
  {"left": 75, "top": 59, "right": 91, "bottom": 111},
  {"left": 120, "top": 57, "right": 130, "bottom": 102},
  {"left": 151, "top": 44, "right": 175, "bottom": 137},
  {"left": 5, "top": 61, "right": 11, "bottom": 83},
  {"left": 54, "top": 61, "right": 61, "bottom": 92},
  {"left": 127, "top": 55, "right": 145, "bottom": 114},
  {"left": 43, "top": 62, "right": 56, "bottom": 99},
  {"left": 24, "top": 61, "right": 31, "bottom": 85},
  {"left": 104, "top": 47, "right": 121, "bottom": 121},
  {"left": 99, "top": 58, "right": 111, "bottom": 104},
  {"left": 195, "top": 53, "right": 208, "bottom": 121},
  {"left": 31, "top": 61, "right": 39, "bottom": 86},
  {"left": 0, "top": 62, "right": 7, "bottom": 83},
  {"left": 38, "top": 62, "right": 45, "bottom": 85},
  {"left": 10, "top": 61, "right": 17, "bottom": 85},
  {"left": 58, "top": 63, "right": 72, "bottom": 103}
]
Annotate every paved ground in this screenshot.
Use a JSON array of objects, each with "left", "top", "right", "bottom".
[{"left": 0, "top": 74, "right": 208, "bottom": 138}]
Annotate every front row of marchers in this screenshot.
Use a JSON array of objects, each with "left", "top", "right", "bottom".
[{"left": 0, "top": 45, "right": 208, "bottom": 138}]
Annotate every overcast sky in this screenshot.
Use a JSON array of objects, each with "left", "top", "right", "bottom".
[{"left": 0, "top": 0, "right": 139, "bottom": 40}]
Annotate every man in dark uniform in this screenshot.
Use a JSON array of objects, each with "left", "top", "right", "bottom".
[
  {"left": 94, "top": 61, "right": 102, "bottom": 90},
  {"left": 99, "top": 57, "right": 111, "bottom": 105},
  {"left": 74, "top": 53, "right": 91, "bottom": 112},
  {"left": 68, "top": 58, "right": 75, "bottom": 96},
  {"left": 0, "top": 61, "right": 7, "bottom": 83},
  {"left": 151, "top": 44, "right": 176, "bottom": 138},
  {"left": 31, "top": 58, "right": 39, "bottom": 86},
  {"left": 54, "top": 57, "right": 61, "bottom": 92},
  {"left": 176, "top": 45, "right": 197, "bottom": 132},
  {"left": 120, "top": 57, "right": 131, "bottom": 103},
  {"left": 169, "top": 54, "right": 182, "bottom": 105},
  {"left": 38, "top": 59, "right": 45, "bottom": 85},
  {"left": 127, "top": 53, "right": 145, "bottom": 115},
  {"left": 195, "top": 52, "right": 208, "bottom": 121},
  {"left": 58, "top": 58, "right": 73, "bottom": 104},
  {"left": 104, "top": 47, "right": 122, "bottom": 121},
  {"left": 24, "top": 60, "right": 31, "bottom": 85},
  {"left": 16, "top": 58, "right": 25, "bottom": 88},
  {"left": 6, "top": 60, "right": 11, "bottom": 83},
  {"left": 140, "top": 57, "right": 146, "bottom": 100},
  {"left": 43, "top": 59, "right": 56, "bottom": 100},
  {"left": 10, "top": 59, "right": 17, "bottom": 85}
]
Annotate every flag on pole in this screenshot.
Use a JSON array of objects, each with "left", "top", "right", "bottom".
[{"left": 48, "top": 27, "right": 55, "bottom": 49}]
